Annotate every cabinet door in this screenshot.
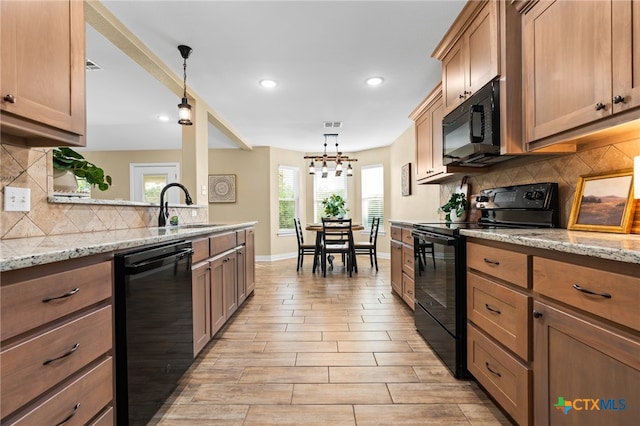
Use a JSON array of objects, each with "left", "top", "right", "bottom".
[
  {"left": 245, "top": 228, "right": 256, "bottom": 295},
  {"left": 523, "top": 0, "right": 613, "bottom": 142},
  {"left": 0, "top": 0, "right": 85, "bottom": 144},
  {"left": 192, "top": 262, "right": 211, "bottom": 356},
  {"left": 390, "top": 241, "right": 403, "bottom": 296},
  {"left": 612, "top": 0, "right": 640, "bottom": 113},
  {"left": 466, "top": 1, "right": 498, "bottom": 94},
  {"left": 210, "top": 256, "right": 226, "bottom": 336},
  {"left": 415, "top": 86, "right": 445, "bottom": 182},
  {"left": 236, "top": 247, "right": 246, "bottom": 306},
  {"left": 533, "top": 301, "right": 640, "bottom": 425},
  {"left": 223, "top": 251, "right": 238, "bottom": 319},
  {"left": 442, "top": 43, "right": 466, "bottom": 114}
]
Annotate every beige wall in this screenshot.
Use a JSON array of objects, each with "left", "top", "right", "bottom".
[
  {"left": 83, "top": 150, "right": 182, "bottom": 201},
  {"left": 389, "top": 125, "right": 441, "bottom": 223},
  {"left": 208, "top": 147, "right": 272, "bottom": 258}
]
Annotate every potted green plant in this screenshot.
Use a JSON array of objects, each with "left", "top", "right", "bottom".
[
  {"left": 439, "top": 192, "right": 467, "bottom": 222},
  {"left": 52, "top": 147, "right": 112, "bottom": 191},
  {"left": 322, "top": 194, "right": 348, "bottom": 218}
]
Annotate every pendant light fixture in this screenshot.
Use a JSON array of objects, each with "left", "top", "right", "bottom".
[
  {"left": 305, "top": 134, "right": 357, "bottom": 178},
  {"left": 177, "top": 45, "right": 193, "bottom": 125}
]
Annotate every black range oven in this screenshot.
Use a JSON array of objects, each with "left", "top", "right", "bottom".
[{"left": 412, "top": 183, "right": 559, "bottom": 379}]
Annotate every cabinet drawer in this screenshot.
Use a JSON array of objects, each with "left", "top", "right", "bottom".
[
  {"left": 467, "top": 272, "right": 530, "bottom": 361},
  {"left": 467, "top": 242, "right": 529, "bottom": 288},
  {"left": 5, "top": 357, "right": 113, "bottom": 426},
  {"left": 1, "top": 261, "right": 112, "bottom": 341},
  {"left": 191, "top": 237, "right": 210, "bottom": 264},
  {"left": 402, "top": 273, "right": 415, "bottom": 309},
  {"left": 236, "top": 229, "right": 246, "bottom": 245},
  {"left": 1, "top": 306, "right": 112, "bottom": 418},
  {"left": 210, "top": 232, "right": 237, "bottom": 256},
  {"left": 401, "top": 228, "right": 414, "bottom": 245},
  {"left": 402, "top": 245, "right": 414, "bottom": 277},
  {"left": 390, "top": 226, "right": 402, "bottom": 241},
  {"left": 468, "top": 324, "right": 531, "bottom": 426},
  {"left": 89, "top": 407, "right": 114, "bottom": 426},
  {"left": 533, "top": 257, "right": 640, "bottom": 331}
]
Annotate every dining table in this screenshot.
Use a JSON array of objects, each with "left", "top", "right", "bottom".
[{"left": 306, "top": 222, "right": 364, "bottom": 273}]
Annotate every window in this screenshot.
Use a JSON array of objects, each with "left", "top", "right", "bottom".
[
  {"left": 314, "top": 170, "right": 348, "bottom": 222},
  {"left": 361, "top": 164, "right": 384, "bottom": 229},
  {"left": 278, "top": 166, "right": 299, "bottom": 233}
]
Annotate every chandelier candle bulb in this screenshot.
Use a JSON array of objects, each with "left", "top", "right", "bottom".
[{"left": 304, "top": 133, "right": 358, "bottom": 177}]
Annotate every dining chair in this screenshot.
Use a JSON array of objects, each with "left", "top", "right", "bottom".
[
  {"left": 294, "top": 218, "right": 317, "bottom": 271},
  {"left": 320, "top": 218, "right": 356, "bottom": 277},
  {"left": 354, "top": 217, "right": 380, "bottom": 271}
]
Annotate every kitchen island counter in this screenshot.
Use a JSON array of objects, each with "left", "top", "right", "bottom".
[{"left": 0, "top": 222, "right": 257, "bottom": 272}]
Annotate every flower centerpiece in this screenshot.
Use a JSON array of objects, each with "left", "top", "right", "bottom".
[
  {"left": 322, "top": 194, "right": 348, "bottom": 218},
  {"left": 439, "top": 192, "right": 467, "bottom": 222}
]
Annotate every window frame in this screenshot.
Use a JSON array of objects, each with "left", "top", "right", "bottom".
[
  {"left": 277, "top": 165, "right": 300, "bottom": 235},
  {"left": 313, "top": 168, "right": 348, "bottom": 223},
  {"left": 361, "top": 163, "right": 384, "bottom": 231}
]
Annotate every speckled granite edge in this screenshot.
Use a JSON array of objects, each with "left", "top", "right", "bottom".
[
  {"left": 48, "top": 196, "right": 207, "bottom": 208},
  {"left": 0, "top": 222, "right": 257, "bottom": 272},
  {"left": 460, "top": 229, "right": 640, "bottom": 265}
]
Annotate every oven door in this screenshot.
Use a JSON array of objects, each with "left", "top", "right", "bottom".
[{"left": 412, "top": 230, "right": 459, "bottom": 336}]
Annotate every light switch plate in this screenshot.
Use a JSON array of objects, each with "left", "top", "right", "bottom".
[{"left": 4, "top": 186, "right": 31, "bottom": 212}]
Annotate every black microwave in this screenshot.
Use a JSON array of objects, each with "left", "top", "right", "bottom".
[{"left": 442, "top": 80, "right": 505, "bottom": 167}]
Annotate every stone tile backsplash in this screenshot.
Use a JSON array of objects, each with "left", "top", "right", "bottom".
[
  {"left": 1, "top": 144, "right": 207, "bottom": 239},
  {"left": 440, "top": 140, "right": 640, "bottom": 230}
]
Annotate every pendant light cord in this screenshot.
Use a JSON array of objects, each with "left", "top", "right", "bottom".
[{"left": 182, "top": 57, "right": 188, "bottom": 99}]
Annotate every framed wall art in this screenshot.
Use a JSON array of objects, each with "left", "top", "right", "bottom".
[
  {"left": 401, "top": 163, "right": 411, "bottom": 196},
  {"left": 568, "top": 169, "right": 634, "bottom": 233},
  {"left": 208, "top": 174, "right": 236, "bottom": 203}
]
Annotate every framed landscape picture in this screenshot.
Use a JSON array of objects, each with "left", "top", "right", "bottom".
[
  {"left": 568, "top": 169, "right": 634, "bottom": 233},
  {"left": 401, "top": 163, "right": 411, "bottom": 196}
]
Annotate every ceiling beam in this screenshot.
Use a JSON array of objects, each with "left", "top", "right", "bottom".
[{"left": 85, "top": 0, "right": 252, "bottom": 151}]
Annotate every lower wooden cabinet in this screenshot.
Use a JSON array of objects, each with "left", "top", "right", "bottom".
[
  {"left": 390, "top": 225, "right": 415, "bottom": 310},
  {"left": 390, "top": 240, "right": 403, "bottom": 295},
  {"left": 191, "top": 227, "right": 256, "bottom": 355},
  {"left": 532, "top": 301, "right": 640, "bottom": 425},
  {"left": 192, "top": 261, "right": 212, "bottom": 356},
  {"left": 0, "top": 257, "right": 114, "bottom": 424},
  {"left": 468, "top": 324, "right": 531, "bottom": 426}
]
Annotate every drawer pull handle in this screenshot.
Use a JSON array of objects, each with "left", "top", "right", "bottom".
[
  {"left": 54, "top": 403, "right": 80, "bottom": 426},
  {"left": 42, "top": 287, "right": 80, "bottom": 303},
  {"left": 572, "top": 284, "right": 611, "bottom": 299},
  {"left": 485, "top": 361, "right": 502, "bottom": 378},
  {"left": 485, "top": 304, "right": 501, "bottom": 314},
  {"left": 483, "top": 258, "right": 500, "bottom": 266},
  {"left": 43, "top": 343, "right": 80, "bottom": 365}
]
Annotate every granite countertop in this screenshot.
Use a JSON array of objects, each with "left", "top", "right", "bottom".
[
  {"left": 0, "top": 222, "right": 257, "bottom": 272},
  {"left": 460, "top": 228, "right": 640, "bottom": 265},
  {"left": 389, "top": 219, "right": 640, "bottom": 265}
]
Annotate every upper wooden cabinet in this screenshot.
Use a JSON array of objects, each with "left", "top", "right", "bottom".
[
  {"left": 410, "top": 84, "right": 445, "bottom": 182},
  {"left": 434, "top": 1, "right": 499, "bottom": 115},
  {"left": 522, "top": 0, "right": 640, "bottom": 147},
  {"left": 0, "top": 0, "right": 86, "bottom": 147}
]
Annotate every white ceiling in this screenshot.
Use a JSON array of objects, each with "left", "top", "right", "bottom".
[{"left": 85, "top": 1, "right": 465, "bottom": 153}]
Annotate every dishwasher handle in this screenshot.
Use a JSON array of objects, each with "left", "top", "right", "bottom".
[{"left": 124, "top": 248, "right": 193, "bottom": 275}]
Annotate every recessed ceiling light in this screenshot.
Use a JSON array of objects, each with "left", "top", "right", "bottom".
[
  {"left": 259, "top": 79, "right": 278, "bottom": 89},
  {"left": 157, "top": 115, "right": 170, "bottom": 122},
  {"left": 365, "top": 76, "right": 384, "bottom": 87}
]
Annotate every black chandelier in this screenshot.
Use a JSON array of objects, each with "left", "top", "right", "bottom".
[
  {"left": 177, "top": 44, "right": 193, "bottom": 125},
  {"left": 304, "top": 134, "right": 357, "bottom": 178}
]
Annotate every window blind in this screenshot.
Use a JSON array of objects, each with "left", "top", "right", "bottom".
[
  {"left": 361, "top": 164, "right": 384, "bottom": 229},
  {"left": 278, "top": 166, "right": 299, "bottom": 231}
]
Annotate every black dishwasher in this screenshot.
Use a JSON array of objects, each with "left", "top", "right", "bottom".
[{"left": 114, "top": 240, "right": 193, "bottom": 426}]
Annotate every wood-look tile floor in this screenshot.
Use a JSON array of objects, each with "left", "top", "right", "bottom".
[{"left": 150, "top": 258, "right": 512, "bottom": 425}]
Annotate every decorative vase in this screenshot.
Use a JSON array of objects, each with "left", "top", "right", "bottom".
[
  {"left": 450, "top": 209, "right": 467, "bottom": 222},
  {"left": 53, "top": 170, "right": 79, "bottom": 193}
]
